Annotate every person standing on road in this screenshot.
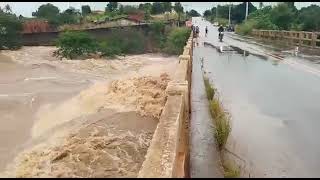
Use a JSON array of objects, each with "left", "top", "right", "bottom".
[
  {"left": 196, "top": 26, "right": 200, "bottom": 38},
  {"left": 195, "top": 26, "right": 200, "bottom": 46},
  {"left": 205, "top": 26, "right": 208, "bottom": 37},
  {"left": 218, "top": 25, "right": 224, "bottom": 40}
]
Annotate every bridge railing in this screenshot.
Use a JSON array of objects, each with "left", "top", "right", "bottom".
[
  {"left": 252, "top": 29, "right": 320, "bottom": 48},
  {"left": 138, "top": 31, "right": 193, "bottom": 178}
]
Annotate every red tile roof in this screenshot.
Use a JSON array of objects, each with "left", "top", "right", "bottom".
[{"left": 22, "top": 20, "right": 53, "bottom": 33}]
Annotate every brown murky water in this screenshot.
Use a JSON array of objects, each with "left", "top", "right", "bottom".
[{"left": 0, "top": 47, "right": 178, "bottom": 177}]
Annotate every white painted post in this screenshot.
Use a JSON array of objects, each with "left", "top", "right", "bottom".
[
  {"left": 245, "top": 2, "right": 249, "bottom": 21},
  {"left": 228, "top": 3, "right": 231, "bottom": 26}
]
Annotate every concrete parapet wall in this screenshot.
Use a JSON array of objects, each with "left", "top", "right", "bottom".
[{"left": 138, "top": 32, "right": 193, "bottom": 178}]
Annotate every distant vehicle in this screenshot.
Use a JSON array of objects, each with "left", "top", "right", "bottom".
[
  {"left": 226, "top": 25, "right": 235, "bottom": 32},
  {"left": 219, "top": 32, "right": 224, "bottom": 42},
  {"left": 213, "top": 22, "right": 219, "bottom": 26}
]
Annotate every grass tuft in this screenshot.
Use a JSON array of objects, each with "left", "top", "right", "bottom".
[
  {"left": 223, "top": 160, "right": 240, "bottom": 178},
  {"left": 203, "top": 76, "right": 231, "bottom": 149},
  {"left": 203, "top": 77, "right": 214, "bottom": 100}
]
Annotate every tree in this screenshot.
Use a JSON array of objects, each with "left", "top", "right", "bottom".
[
  {"left": 203, "top": 10, "right": 212, "bottom": 17},
  {"left": 270, "top": 3, "right": 294, "bottom": 30},
  {"left": 187, "top": 9, "right": 200, "bottom": 17},
  {"left": 231, "top": 2, "right": 257, "bottom": 23},
  {"left": 151, "top": 2, "right": 165, "bottom": 14},
  {"left": 284, "top": 2, "right": 295, "bottom": 9},
  {"left": 32, "top": 3, "right": 60, "bottom": 18},
  {"left": 81, "top": 5, "right": 91, "bottom": 16},
  {"left": 298, "top": 5, "right": 320, "bottom": 31},
  {"left": 122, "top": 5, "right": 140, "bottom": 15},
  {"left": 32, "top": 3, "right": 60, "bottom": 27},
  {"left": 0, "top": 12, "right": 22, "bottom": 49},
  {"left": 259, "top": 2, "right": 264, "bottom": 9},
  {"left": 174, "top": 2, "right": 184, "bottom": 14},
  {"left": 174, "top": 2, "right": 184, "bottom": 24},
  {"left": 59, "top": 7, "right": 81, "bottom": 25},
  {"left": 106, "top": 2, "right": 118, "bottom": 12},
  {"left": 119, "top": 4, "right": 124, "bottom": 14},
  {"left": 163, "top": 2, "right": 172, "bottom": 12},
  {"left": 4, "top": 4, "right": 11, "bottom": 14}
]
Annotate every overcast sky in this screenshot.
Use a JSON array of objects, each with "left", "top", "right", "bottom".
[{"left": 1, "top": 2, "right": 320, "bottom": 17}]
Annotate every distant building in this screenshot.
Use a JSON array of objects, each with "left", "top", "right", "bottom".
[
  {"left": 22, "top": 19, "right": 54, "bottom": 34},
  {"left": 91, "top": 10, "right": 104, "bottom": 15},
  {"left": 127, "top": 13, "right": 144, "bottom": 24}
]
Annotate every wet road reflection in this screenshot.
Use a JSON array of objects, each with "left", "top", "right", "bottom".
[{"left": 192, "top": 17, "right": 320, "bottom": 177}]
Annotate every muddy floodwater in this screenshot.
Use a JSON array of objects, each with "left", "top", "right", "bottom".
[{"left": 0, "top": 47, "right": 178, "bottom": 177}]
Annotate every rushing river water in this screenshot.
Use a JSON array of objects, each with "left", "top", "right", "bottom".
[
  {"left": 0, "top": 48, "right": 178, "bottom": 177},
  {"left": 193, "top": 17, "right": 320, "bottom": 177}
]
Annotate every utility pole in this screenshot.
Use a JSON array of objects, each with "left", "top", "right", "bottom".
[
  {"left": 245, "top": 2, "right": 249, "bottom": 21},
  {"left": 216, "top": 4, "right": 218, "bottom": 19},
  {"left": 228, "top": 3, "right": 231, "bottom": 26}
]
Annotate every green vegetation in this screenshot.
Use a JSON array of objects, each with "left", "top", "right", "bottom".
[
  {"left": 31, "top": 3, "right": 81, "bottom": 27},
  {"left": 164, "top": 27, "right": 191, "bottom": 55},
  {"left": 54, "top": 24, "right": 190, "bottom": 59},
  {"left": 149, "top": 21, "right": 166, "bottom": 49},
  {"left": 28, "top": 2, "right": 188, "bottom": 31},
  {"left": 186, "top": 9, "right": 201, "bottom": 17},
  {"left": 173, "top": 2, "right": 184, "bottom": 22},
  {"left": 234, "top": 3, "right": 320, "bottom": 35},
  {"left": 203, "top": 76, "right": 237, "bottom": 177},
  {"left": 209, "top": 98, "right": 231, "bottom": 150},
  {"left": 204, "top": 2, "right": 257, "bottom": 24},
  {"left": 223, "top": 160, "right": 240, "bottom": 178},
  {"left": 204, "top": 77, "right": 214, "bottom": 100},
  {"left": 54, "top": 31, "right": 98, "bottom": 59},
  {"left": 203, "top": 76, "right": 231, "bottom": 150},
  {"left": 81, "top": 5, "right": 91, "bottom": 17},
  {"left": 203, "top": 2, "right": 320, "bottom": 35},
  {"left": 0, "top": 5, "right": 23, "bottom": 50}
]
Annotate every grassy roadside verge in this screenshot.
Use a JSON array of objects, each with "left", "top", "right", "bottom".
[{"left": 203, "top": 76, "right": 240, "bottom": 178}]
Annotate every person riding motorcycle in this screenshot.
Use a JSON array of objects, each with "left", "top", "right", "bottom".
[{"left": 218, "top": 25, "right": 224, "bottom": 41}]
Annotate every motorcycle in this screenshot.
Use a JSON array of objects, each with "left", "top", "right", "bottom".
[{"left": 219, "top": 32, "right": 224, "bottom": 42}]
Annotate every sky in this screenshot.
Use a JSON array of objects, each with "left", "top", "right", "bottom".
[{"left": 1, "top": 2, "right": 320, "bottom": 17}]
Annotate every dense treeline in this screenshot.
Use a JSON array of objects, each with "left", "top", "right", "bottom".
[
  {"left": 203, "top": 2, "right": 320, "bottom": 35},
  {"left": 0, "top": 2, "right": 190, "bottom": 51},
  {"left": 0, "top": 6, "right": 22, "bottom": 49},
  {"left": 54, "top": 25, "right": 191, "bottom": 59}
]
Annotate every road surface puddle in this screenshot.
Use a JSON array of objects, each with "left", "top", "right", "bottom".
[
  {"left": 0, "top": 46, "right": 178, "bottom": 177},
  {"left": 195, "top": 42, "right": 320, "bottom": 177}
]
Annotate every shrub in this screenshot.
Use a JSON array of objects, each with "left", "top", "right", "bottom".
[
  {"left": 235, "top": 19, "right": 257, "bottom": 35},
  {"left": 98, "top": 40, "right": 123, "bottom": 58},
  {"left": 121, "top": 31, "right": 146, "bottom": 54},
  {"left": 203, "top": 76, "right": 231, "bottom": 150},
  {"left": 55, "top": 31, "right": 98, "bottom": 59},
  {"left": 149, "top": 21, "right": 166, "bottom": 49},
  {"left": 204, "top": 77, "right": 215, "bottom": 100},
  {"left": 0, "top": 13, "right": 23, "bottom": 50},
  {"left": 164, "top": 27, "right": 191, "bottom": 55},
  {"left": 98, "top": 30, "right": 146, "bottom": 57},
  {"left": 223, "top": 160, "right": 240, "bottom": 178},
  {"left": 209, "top": 98, "right": 231, "bottom": 150}
]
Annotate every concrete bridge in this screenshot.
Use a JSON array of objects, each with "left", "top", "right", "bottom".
[{"left": 136, "top": 16, "right": 320, "bottom": 178}]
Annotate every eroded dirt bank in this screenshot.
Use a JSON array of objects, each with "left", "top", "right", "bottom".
[{"left": 0, "top": 46, "right": 178, "bottom": 177}]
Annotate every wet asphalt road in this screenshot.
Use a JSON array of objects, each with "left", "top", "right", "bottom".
[{"left": 191, "top": 17, "right": 320, "bottom": 177}]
